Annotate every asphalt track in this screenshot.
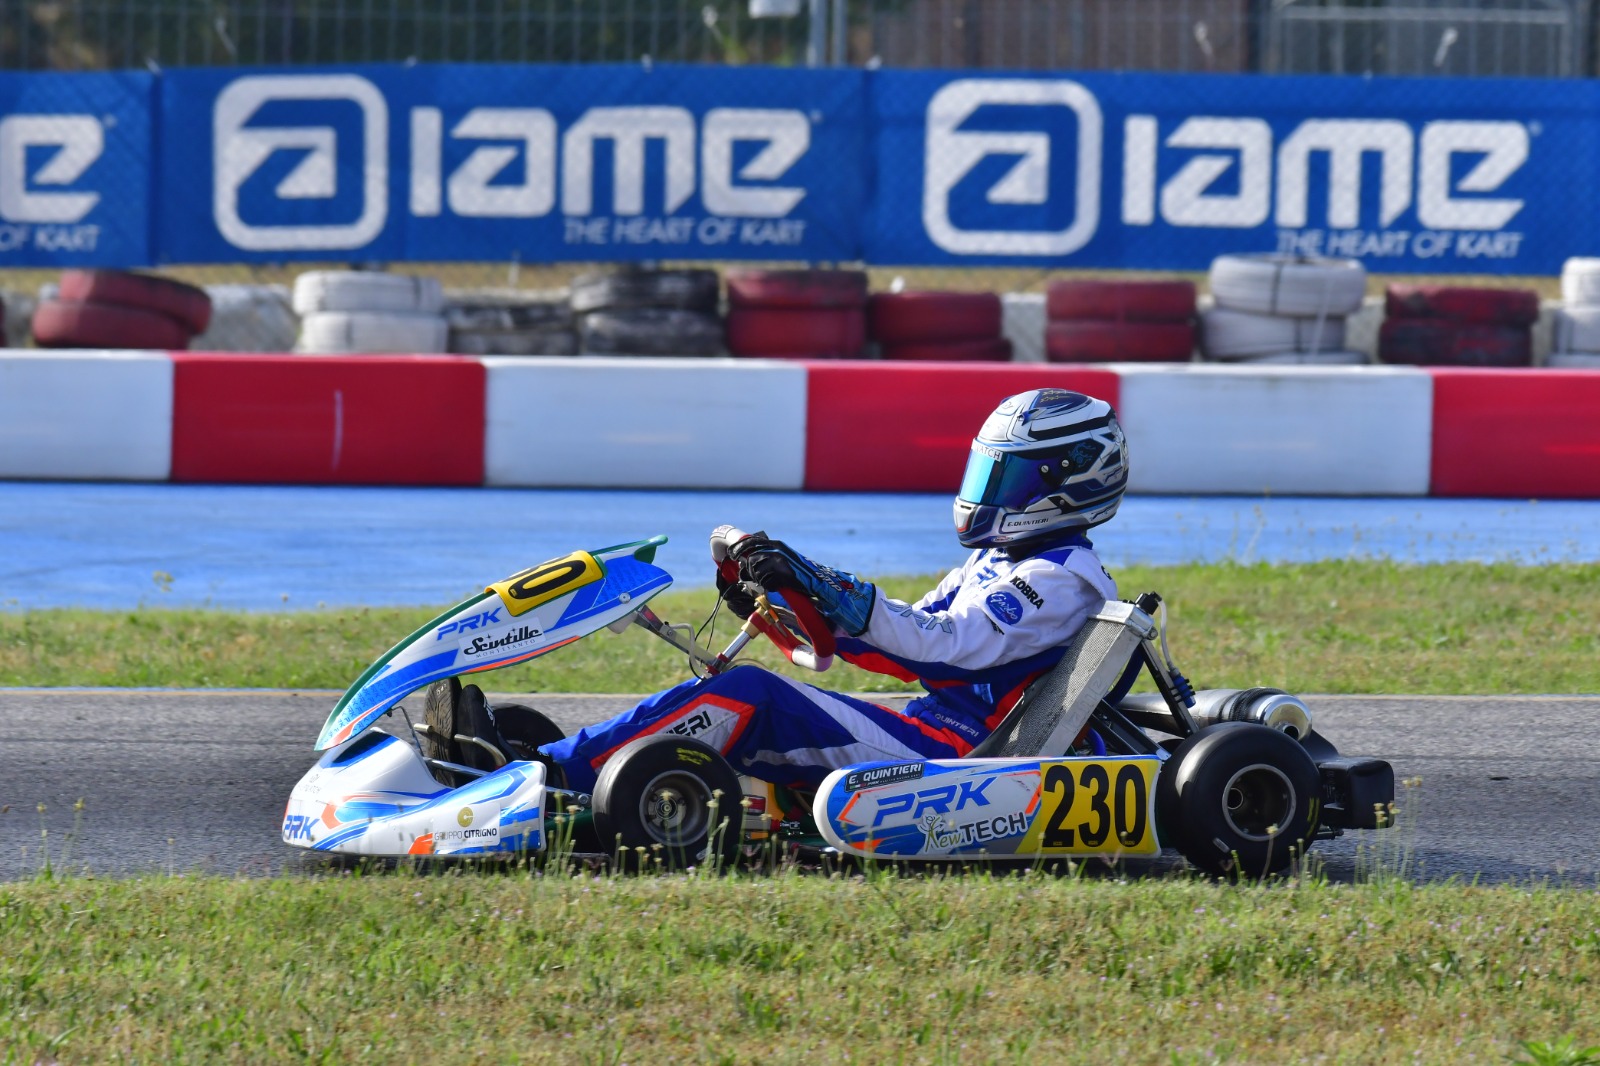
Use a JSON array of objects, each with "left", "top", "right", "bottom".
[{"left": 2, "top": 689, "right": 1594, "bottom": 885}]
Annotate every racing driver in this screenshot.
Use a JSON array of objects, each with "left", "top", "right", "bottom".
[{"left": 537, "top": 387, "right": 1129, "bottom": 793}]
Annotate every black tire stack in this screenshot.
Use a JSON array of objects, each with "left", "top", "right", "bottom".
[
  {"left": 445, "top": 291, "right": 577, "bottom": 355},
  {"left": 571, "top": 268, "right": 723, "bottom": 356}
]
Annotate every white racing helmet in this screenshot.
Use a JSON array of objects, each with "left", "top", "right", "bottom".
[{"left": 953, "top": 389, "right": 1128, "bottom": 548}]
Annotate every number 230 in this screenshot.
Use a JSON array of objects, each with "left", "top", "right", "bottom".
[{"left": 1040, "top": 762, "right": 1150, "bottom": 849}]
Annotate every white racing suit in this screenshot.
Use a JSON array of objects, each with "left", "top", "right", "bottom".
[{"left": 542, "top": 534, "right": 1117, "bottom": 793}]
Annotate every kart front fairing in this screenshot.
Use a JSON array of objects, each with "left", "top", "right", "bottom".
[
  {"left": 316, "top": 538, "right": 672, "bottom": 751},
  {"left": 285, "top": 729, "right": 550, "bottom": 856}
]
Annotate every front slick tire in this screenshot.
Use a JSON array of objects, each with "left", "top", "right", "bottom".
[
  {"left": 592, "top": 736, "right": 743, "bottom": 872},
  {"left": 1157, "top": 722, "right": 1320, "bottom": 879}
]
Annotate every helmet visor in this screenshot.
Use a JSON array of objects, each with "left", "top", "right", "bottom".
[{"left": 957, "top": 444, "right": 1055, "bottom": 511}]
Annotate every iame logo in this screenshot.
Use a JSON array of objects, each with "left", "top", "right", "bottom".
[
  {"left": 212, "top": 73, "right": 814, "bottom": 252},
  {"left": 922, "top": 77, "right": 1530, "bottom": 260},
  {"left": 214, "top": 74, "right": 389, "bottom": 251},
  {"left": 923, "top": 78, "right": 1103, "bottom": 256}
]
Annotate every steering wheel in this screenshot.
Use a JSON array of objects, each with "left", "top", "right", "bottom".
[{"left": 714, "top": 557, "right": 836, "bottom": 673}]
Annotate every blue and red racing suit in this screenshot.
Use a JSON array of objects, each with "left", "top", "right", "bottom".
[{"left": 540, "top": 535, "right": 1116, "bottom": 793}]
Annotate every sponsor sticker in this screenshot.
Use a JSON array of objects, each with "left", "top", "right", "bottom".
[
  {"left": 1009, "top": 575, "right": 1044, "bottom": 608},
  {"left": 843, "top": 761, "right": 925, "bottom": 793},
  {"left": 282, "top": 813, "right": 316, "bottom": 842},
  {"left": 458, "top": 620, "right": 545, "bottom": 660},
  {"left": 986, "top": 590, "right": 1025, "bottom": 625},
  {"left": 919, "top": 810, "right": 1030, "bottom": 851}
]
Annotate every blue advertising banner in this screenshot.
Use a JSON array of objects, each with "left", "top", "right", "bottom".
[
  {"left": 0, "top": 72, "right": 153, "bottom": 266},
  {"left": 3, "top": 62, "right": 1596, "bottom": 274},
  {"left": 157, "top": 63, "right": 865, "bottom": 264},
  {"left": 868, "top": 70, "right": 1598, "bottom": 274}
]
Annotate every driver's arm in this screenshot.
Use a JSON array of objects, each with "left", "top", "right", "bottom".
[{"left": 840, "top": 553, "right": 1115, "bottom": 679}]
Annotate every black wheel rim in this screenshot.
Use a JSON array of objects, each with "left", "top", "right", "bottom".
[
  {"left": 638, "top": 771, "right": 713, "bottom": 848},
  {"left": 1221, "top": 763, "right": 1296, "bottom": 842}
]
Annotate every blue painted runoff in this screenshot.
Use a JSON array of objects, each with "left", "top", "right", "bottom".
[{"left": 3, "top": 481, "right": 1598, "bottom": 611}]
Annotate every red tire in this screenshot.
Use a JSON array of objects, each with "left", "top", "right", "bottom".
[
  {"left": 867, "top": 291, "right": 1002, "bottom": 344},
  {"left": 879, "top": 338, "right": 1013, "bottom": 362},
  {"left": 1046, "top": 321, "right": 1195, "bottom": 362},
  {"left": 725, "top": 270, "right": 868, "bottom": 310},
  {"left": 1047, "top": 280, "right": 1196, "bottom": 323},
  {"left": 1378, "top": 320, "right": 1532, "bottom": 368},
  {"left": 59, "top": 270, "right": 211, "bottom": 335},
  {"left": 1384, "top": 285, "right": 1538, "bottom": 327},
  {"left": 31, "top": 299, "right": 194, "bottom": 350},
  {"left": 725, "top": 307, "right": 865, "bottom": 358}
]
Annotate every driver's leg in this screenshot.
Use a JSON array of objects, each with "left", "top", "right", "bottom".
[{"left": 540, "top": 666, "right": 968, "bottom": 793}]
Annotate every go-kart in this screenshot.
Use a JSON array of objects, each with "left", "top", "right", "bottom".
[{"left": 284, "top": 532, "right": 1395, "bottom": 877}]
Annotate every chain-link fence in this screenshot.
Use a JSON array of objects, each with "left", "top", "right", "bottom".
[{"left": 0, "top": 0, "right": 1592, "bottom": 76}]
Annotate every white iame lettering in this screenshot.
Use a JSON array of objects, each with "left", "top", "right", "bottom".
[
  {"left": 1122, "top": 113, "right": 1526, "bottom": 233},
  {"left": 923, "top": 78, "right": 1529, "bottom": 256},
  {"left": 0, "top": 114, "right": 104, "bottom": 224},
  {"left": 214, "top": 74, "right": 814, "bottom": 249}
]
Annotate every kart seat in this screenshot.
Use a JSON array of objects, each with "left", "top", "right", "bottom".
[{"left": 965, "top": 600, "right": 1156, "bottom": 759}]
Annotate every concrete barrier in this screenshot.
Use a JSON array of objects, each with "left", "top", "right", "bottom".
[
  {"left": 171, "top": 354, "right": 485, "bottom": 485},
  {"left": 1430, "top": 368, "right": 1600, "bottom": 498},
  {"left": 804, "top": 362, "right": 1120, "bottom": 492},
  {"left": 484, "top": 357, "right": 808, "bottom": 489},
  {"left": 0, "top": 350, "right": 173, "bottom": 480},
  {"left": 1116, "top": 363, "right": 1434, "bottom": 496}
]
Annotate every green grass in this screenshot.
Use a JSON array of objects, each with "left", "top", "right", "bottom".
[
  {"left": 3, "top": 561, "right": 1598, "bottom": 694},
  {"left": 1, "top": 868, "right": 1597, "bottom": 1063}
]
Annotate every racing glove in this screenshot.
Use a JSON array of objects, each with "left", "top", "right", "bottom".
[
  {"left": 715, "top": 570, "right": 758, "bottom": 620},
  {"left": 724, "top": 531, "right": 877, "bottom": 638}
]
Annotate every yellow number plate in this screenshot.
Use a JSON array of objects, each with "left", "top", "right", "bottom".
[
  {"left": 1016, "top": 758, "right": 1160, "bottom": 856},
  {"left": 487, "top": 552, "right": 603, "bottom": 616}
]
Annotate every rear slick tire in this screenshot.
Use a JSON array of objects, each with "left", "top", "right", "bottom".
[
  {"left": 592, "top": 735, "right": 744, "bottom": 871},
  {"left": 1156, "top": 722, "right": 1320, "bottom": 879}
]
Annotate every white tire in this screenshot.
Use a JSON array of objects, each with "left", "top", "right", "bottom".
[
  {"left": 1553, "top": 308, "right": 1600, "bottom": 354},
  {"left": 292, "top": 271, "right": 445, "bottom": 316},
  {"left": 1560, "top": 258, "right": 1600, "bottom": 308},
  {"left": 297, "top": 311, "right": 448, "bottom": 354},
  {"left": 1229, "top": 350, "right": 1370, "bottom": 366},
  {"left": 1200, "top": 307, "right": 1346, "bottom": 359},
  {"left": 193, "top": 284, "right": 298, "bottom": 352},
  {"left": 1546, "top": 351, "right": 1600, "bottom": 369},
  {"left": 1209, "top": 254, "right": 1366, "bottom": 317},
  {"left": 1001, "top": 292, "right": 1046, "bottom": 363}
]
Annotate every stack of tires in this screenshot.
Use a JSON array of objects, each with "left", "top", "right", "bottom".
[
  {"left": 1045, "top": 280, "right": 1196, "bottom": 362},
  {"left": 445, "top": 291, "right": 576, "bottom": 356},
  {"left": 1201, "top": 255, "right": 1367, "bottom": 365},
  {"left": 724, "top": 269, "right": 866, "bottom": 359},
  {"left": 192, "top": 284, "right": 298, "bottom": 352},
  {"left": 32, "top": 270, "right": 212, "bottom": 350},
  {"left": 1378, "top": 284, "right": 1536, "bottom": 367},
  {"left": 572, "top": 268, "right": 723, "bottom": 356},
  {"left": 294, "top": 272, "right": 448, "bottom": 354},
  {"left": 868, "top": 290, "right": 1010, "bottom": 361},
  {"left": 1551, "top": 259, "right": 1600, "bottom": 369}
]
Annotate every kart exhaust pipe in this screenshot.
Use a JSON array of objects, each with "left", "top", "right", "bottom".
[{"left": 1188, "top": 688, "right": 1314, "bottom": 740}]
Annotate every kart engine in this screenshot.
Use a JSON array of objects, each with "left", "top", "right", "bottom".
[{"left": 1187, "top": 688, "right": 1313, "bottom": 740}]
